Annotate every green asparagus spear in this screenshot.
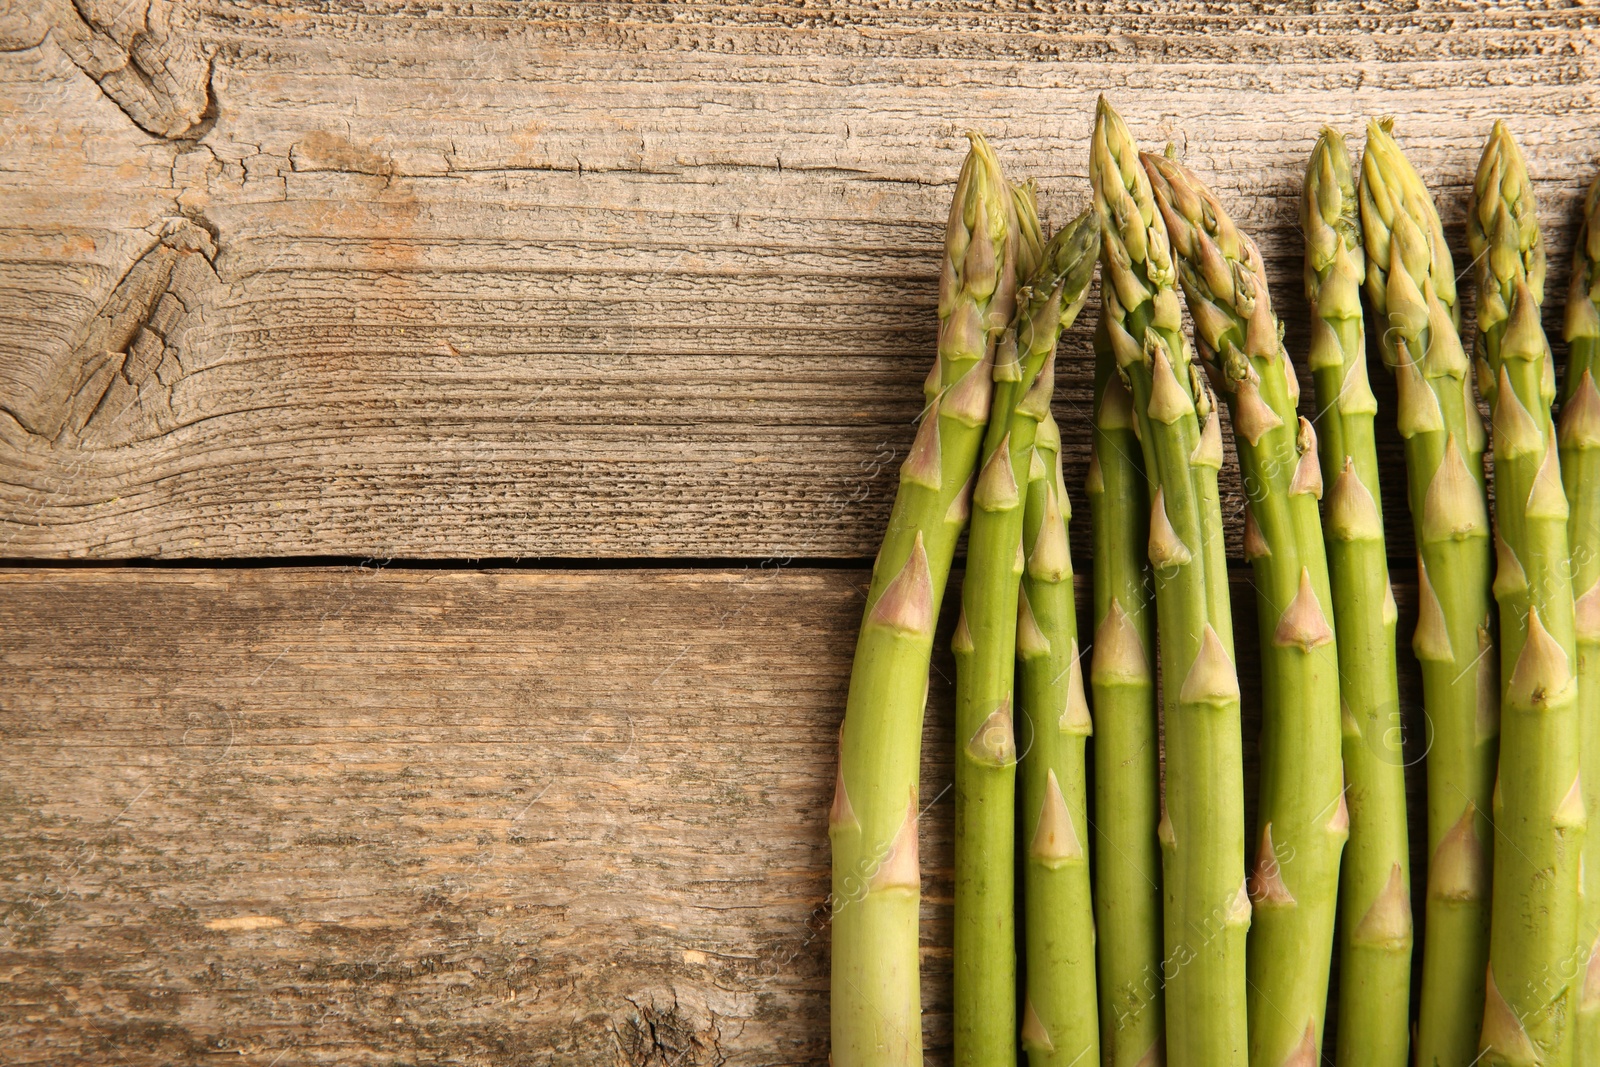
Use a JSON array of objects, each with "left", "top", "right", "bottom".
[
  {"left": 1019, "top": 412, "right": 1099, "bottom": 1067},
  {"left": 1563, "top": 172, "right": 1600, "bottom": 1064},
  {"left": 1470, "top": 121, "right": 1584, "bottom": 1067},
  {"left": 1092, "top": 97, "right": 1249, "bottom": 1067},
  {"left": 955, "top": 199, "right": 1099, "bottom": 1067},
  {"left": 1144, "top": 149, "right": 1348, "bottom": 1067},
  {"left": 831, "top": 132, "right": 1019, "bottom": 1067},
  {"left": 1359, "top": 119, "right": 1497, "bottom": 1067},
  {"left": 1089, "top": 298, "right": 1163, "bottom": 1065},
  {"left": 1302, "top": 128, "right": 1413, "bottom": 1067}
]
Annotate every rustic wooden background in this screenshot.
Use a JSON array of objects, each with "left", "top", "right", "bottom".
[{"left": 2, "top": 2, "right": 1598, "bottom": 1064}]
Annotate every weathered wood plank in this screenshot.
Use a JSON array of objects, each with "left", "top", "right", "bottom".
[
  {"left": 2, "top": 2, "right": 1597, "bottom": 558},
  {"left": 0, "top": 565, "right": 1427, "bottom": 1064}
]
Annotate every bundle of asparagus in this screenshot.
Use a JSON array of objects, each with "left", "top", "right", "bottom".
[{"left": 826, "top": 109, "right": 1600, "bottom": 1067}]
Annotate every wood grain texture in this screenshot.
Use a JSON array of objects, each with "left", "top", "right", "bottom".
[
  {"left": 0, "top": 564, "right": 1428, "bottom": 1064},
  {"left": 2, "top": 1, "right": 1598, "bottom": 558}
]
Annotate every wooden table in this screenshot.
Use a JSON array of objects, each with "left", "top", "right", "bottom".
[{"left": 1, "top": 3, "right": 1597, "bottom": 1063}]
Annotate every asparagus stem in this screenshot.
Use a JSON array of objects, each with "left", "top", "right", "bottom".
[
  {"left": 1470, "top": 122, "right": 1584, "bottom": 1067},
  {"left": 1144, "top": 149, "right": 1349, "bottom": 1067},
  {"left": 831, "top": 132, "right": 1020, "bottom": 1067},
  {"left": 1092, "top": 97, "right": 1249, "bottom": 1067},
  {"left": 1019, "top": 412, "right": 1100, "bottom": 1066},
  {"left": 1562, "top": 173, "right": 1600, "bottom": 1065},
  {"left": 955, "top": 201, "right": 1099, "bottom": 1067},
  {"left": 1089, "top": 296, "right": 1164, "bottom": 1065},
  {"left": 1302, "top": 129, "right": 1413, "bottom": 1067},
  {"left": 1359, "top": 119, "right": 1498, "bottom": 1067}
]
